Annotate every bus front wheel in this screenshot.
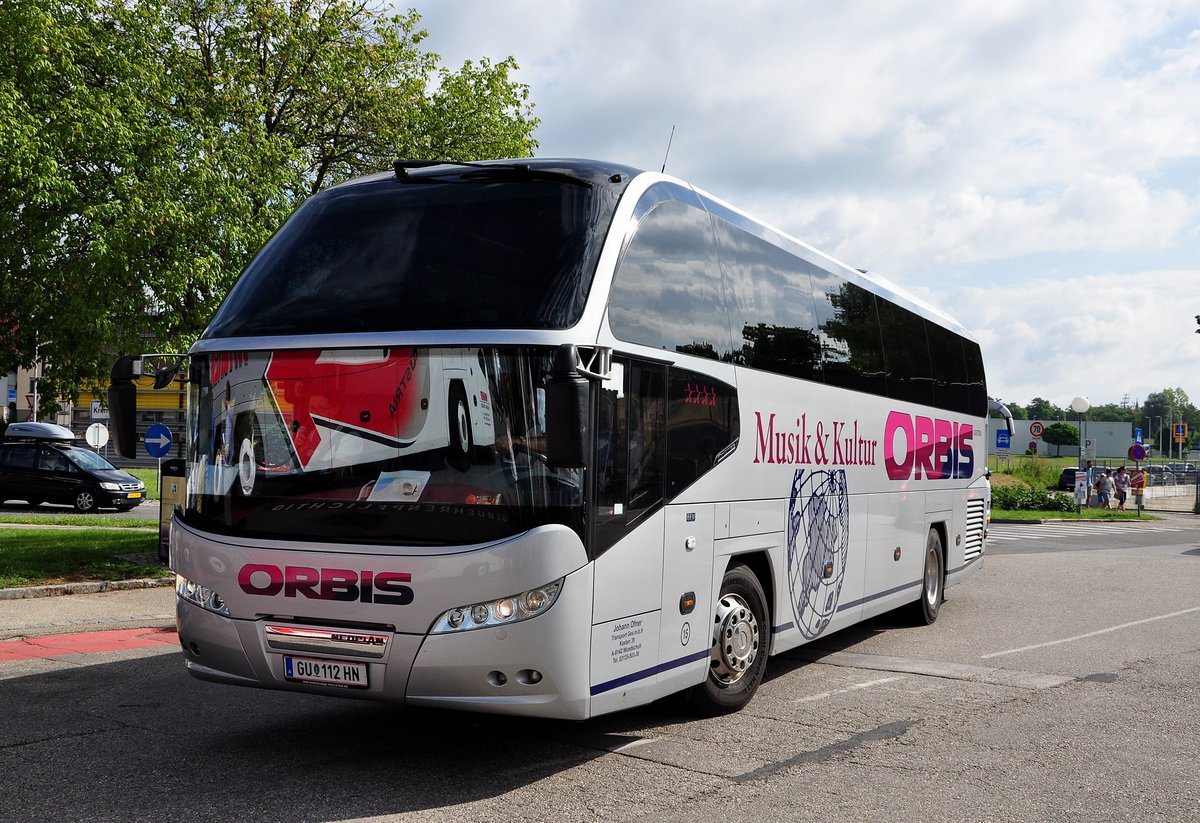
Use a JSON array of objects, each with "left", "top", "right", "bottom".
[{"left": 689, "top": 563, "right": 769, "bottom": 715}]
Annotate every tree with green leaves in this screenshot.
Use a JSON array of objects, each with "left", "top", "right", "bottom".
[
  {"left": 1, "top": 0, "right": 539, "bottom": 419},
  {"left": 1041, "top": 422, "right": 1079, "bottom": 457},
  {"left": 1025, "top": 397, "right": 1065, "bottom": 422}
]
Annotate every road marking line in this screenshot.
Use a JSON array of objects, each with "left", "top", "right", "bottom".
[
  {"left": 981, "top": 606, "right": 1200, "bottom": 659},
  {"left": 796, "top": 675, "right": 905, "bottom": 703},
  {"left": 798, "top": 650, "right": 1072, "bottom": 689}
]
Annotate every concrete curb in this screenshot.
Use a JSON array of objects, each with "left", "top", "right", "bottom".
[{"left": 0, "top": 577, "right": 174, "bottom": 601}]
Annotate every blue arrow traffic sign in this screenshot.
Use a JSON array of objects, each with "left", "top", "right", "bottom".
[{"left": 144, "top": 423, "right": 173, "bottom": 458}]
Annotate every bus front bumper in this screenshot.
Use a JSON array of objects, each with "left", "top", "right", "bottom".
[{"left": 175, "top": 567, "right": 595, "bottom": 719}]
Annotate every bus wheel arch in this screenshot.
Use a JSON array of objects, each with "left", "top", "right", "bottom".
[{"left": 689, "top": 559, "right": 771, "bottom": 715}]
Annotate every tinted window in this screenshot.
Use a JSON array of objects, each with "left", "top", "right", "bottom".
[
  {"left": 666, "top": 368, "right": 738, "bottom": 497},
  {"left": 876, "top": 301, "right": 932, "bottom": 405},
  {"left": 811, "top": 270, "right": 886, "bottom": 396},
  {"left": 206, "top": 179, "right": 613, "bottom": 337},
  {"left": 926, "top": 322, "right": 970, "bottom": 414},
  {"left": 715, "top": 220, "right": 823, "bottom": 382},
  {"left": 0, "top": 445, "right": 35, "bottom": 469},
  {"left": 963, "top": 339, "right": 988, "bottom": 416},
  {"left": 39, "top": 449, "right": 71, "bottom": 472},
  {"left": 594, "top": 359, "right": 666, "bottom": 555},
  {"left": 608, "top": 200, "right": 731, "bottom": 360}
]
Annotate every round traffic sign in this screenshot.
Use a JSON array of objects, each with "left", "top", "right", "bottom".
[
  {"left": 144, "top": 423, "right": 173, "bottom": 458},
  {"left": 1129, "top": 444, "right": 1147, "bottom": 462},
  {"left": 1029, "top": 421, "right": 1045, "bottom": 438},
  {"left": 85, "top": 422, "right": 109, "bottom": 449}
]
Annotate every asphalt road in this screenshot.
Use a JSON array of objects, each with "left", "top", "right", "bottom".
[{"left": 2, "top": 515, "right": 1199, "bottom": 822}]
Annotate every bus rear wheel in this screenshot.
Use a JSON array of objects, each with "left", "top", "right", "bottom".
[
  {"left": 689, "top": 563, "right": 769, "bottom": 715},
  {"left": 912, "top": 528, "right": 944, "bottom": 625}
]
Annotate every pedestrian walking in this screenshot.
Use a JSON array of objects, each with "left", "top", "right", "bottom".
[{"left": 1113, "top": 466, "right": 1130, "bottom": 511}]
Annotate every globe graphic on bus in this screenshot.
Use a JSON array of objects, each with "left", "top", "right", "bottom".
[{"left": 786, "top": 468, "right": 850, "bottom": 639}]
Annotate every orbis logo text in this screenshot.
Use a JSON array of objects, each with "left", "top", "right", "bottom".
[
  {"left": 884, "top": 411, "right": 974, "bottom": 480},
  {"left": 238, "top": 564, "right": 414, "bottom": 605}
]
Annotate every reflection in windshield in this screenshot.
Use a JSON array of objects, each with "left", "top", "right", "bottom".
[
  {"left": 66, "top": 447, "right": 117, "bottom": 472},
  {"left": 184, "top": 347, "right": 584, "bottom": 546}
]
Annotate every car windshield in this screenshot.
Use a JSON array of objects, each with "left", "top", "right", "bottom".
[
  {"left": 183, "top": 346, "right": 585, "bottom": 547},
  {"left": 65, "top": 447, "right": 117, "bottom": 471}
]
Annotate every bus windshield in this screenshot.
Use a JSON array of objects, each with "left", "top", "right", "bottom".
[
  {"left": 203, "top": 176, "right": 612, "bottom": 338},
  {"left": 183, "top": 347, "right": 584, "bottom": 547}
]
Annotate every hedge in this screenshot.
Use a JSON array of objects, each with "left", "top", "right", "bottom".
[{"left": 991, "top": 485, "right": 1075, "bottom": 512}]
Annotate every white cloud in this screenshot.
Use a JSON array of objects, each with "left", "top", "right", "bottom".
[
  {"left": 928, "top": 271, "right": 1200, "bottom": 405},
  {"left": 408, "top": 0, "right": 1200, "bottom": 405}
]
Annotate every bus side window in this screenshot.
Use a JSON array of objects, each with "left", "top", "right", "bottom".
[
  {"left": 594, "top": 360, "right": 666, "bottom": 556},
  {"left": 666, "top": 368, "right": 738, "bottom": 498},
  {"left": 608, "top": 198, "right": 732, "bottom": 361}
]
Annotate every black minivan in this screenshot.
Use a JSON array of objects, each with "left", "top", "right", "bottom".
[{"left": 0, "top": 423, "right": 146, "bottom": 512}]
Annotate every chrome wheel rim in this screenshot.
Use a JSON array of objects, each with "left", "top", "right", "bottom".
[
  {"left": 924, "top": 544, "right": 941, "bottom": 606},
  {"left": 710, "top": 593, "right": 760, "bottom": 685}
]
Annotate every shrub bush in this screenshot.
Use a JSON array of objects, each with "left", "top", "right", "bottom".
[{"left": 992, "top": 485, "right": 1074, "bottom": 512}]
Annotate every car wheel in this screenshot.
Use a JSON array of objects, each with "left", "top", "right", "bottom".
[
  {"left": 73, "top": 489, "right": 97, "bottom": 513},
  {"left": 688, "top": 563, "right": 770, "bottom": 715}
]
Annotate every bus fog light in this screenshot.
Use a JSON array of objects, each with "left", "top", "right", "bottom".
[{"left": 430, "top": 578, "right": 565, "bottom": 634}]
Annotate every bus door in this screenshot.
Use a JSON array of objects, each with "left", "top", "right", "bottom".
[{"left": 589, "top": 360, "right": 668, "bottom": 709}]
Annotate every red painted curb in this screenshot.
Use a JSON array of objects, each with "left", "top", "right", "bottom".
[{"left": 0, "top": 627, "right": 179, "bottom": 662}]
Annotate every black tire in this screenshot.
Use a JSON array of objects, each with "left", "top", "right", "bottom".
[
  {"left": 689, "top": 563, "right": 770, "bottom": 715},
  {"left": 73, "top": 489, "right": 97, "bottom": 513},
  {"left": 913, "top": 528, "right": 944, "bottom": 625},
  {"left": 447, "top": 384, "right": 472, "bottom": 458}
]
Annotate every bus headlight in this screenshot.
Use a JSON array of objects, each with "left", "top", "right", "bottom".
[
  {"left": 430, "top": 579, "right": 564, "bottom": 634},
  {"left": 176, "top": 574, "right": 231, "bottom": 617}
]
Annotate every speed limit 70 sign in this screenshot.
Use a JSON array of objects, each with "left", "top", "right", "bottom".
[{"left": 1029, "top": 421, "right": 1045, "bottom": 438}]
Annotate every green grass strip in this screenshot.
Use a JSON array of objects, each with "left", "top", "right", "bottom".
[
  {"left": 0, "top": 515, "right": 156, "bottom": 529},
  {"left": 0, "top": 528, "right": 169, "bottom": 588},
  {"left": 993, "top": 508, "right": 1159, "bottom": 521}
]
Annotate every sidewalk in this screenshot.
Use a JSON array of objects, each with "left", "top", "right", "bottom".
[{"left": 0, "top": 583, "right": 175, "bottom": 642}]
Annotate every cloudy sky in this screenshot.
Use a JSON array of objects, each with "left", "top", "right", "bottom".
[{"left": 409, "top": 0, "right": 1200, "bottom": 410}]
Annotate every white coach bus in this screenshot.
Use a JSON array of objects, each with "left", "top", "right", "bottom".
[{"left": 111, "top": 159, "right": 1000, "bottom": 719}]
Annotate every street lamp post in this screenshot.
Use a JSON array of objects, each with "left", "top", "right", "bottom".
[{"left": 1071, "top": 396, "right": 1091, "bottom": 513}]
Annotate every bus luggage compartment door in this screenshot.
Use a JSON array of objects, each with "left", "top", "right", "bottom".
[{"left": 657, "top": 503, "right": 714, "bottom": 694}]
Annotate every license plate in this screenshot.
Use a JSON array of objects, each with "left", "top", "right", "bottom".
[
  {"left": 128, "top": 492, "right": 143, "bottom": 499},
  {"left": 283, "top": 656, "right": 369, "bottom": 688}
]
